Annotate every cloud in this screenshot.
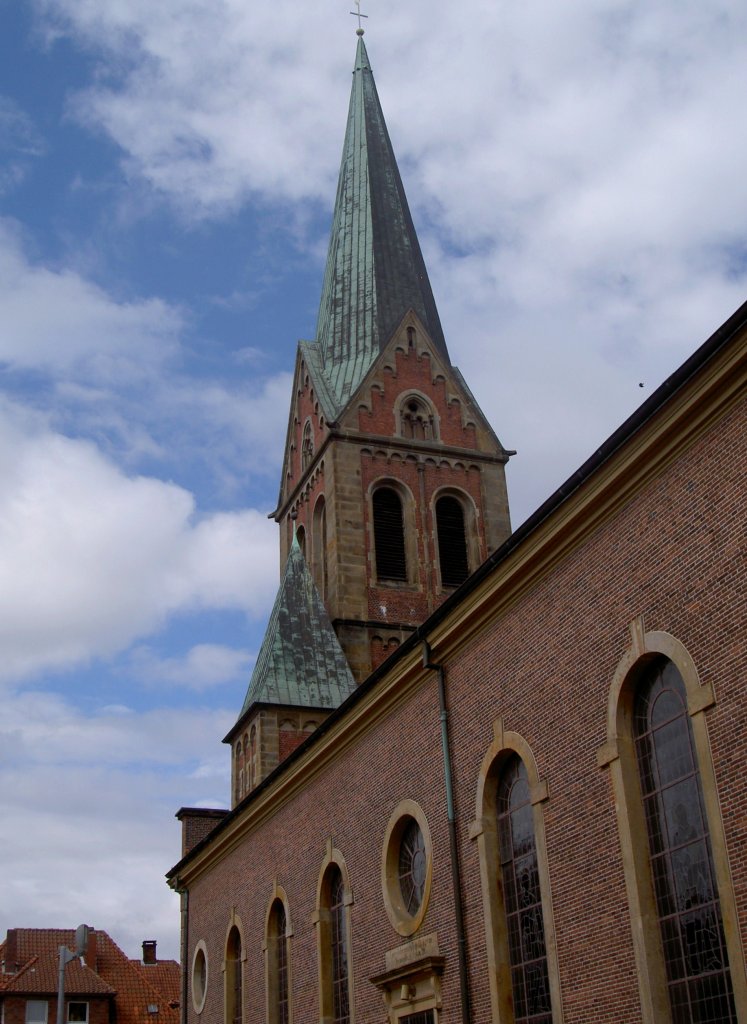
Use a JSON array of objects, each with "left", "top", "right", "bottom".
[
  {"left": 0, "top": 690, "right": 235, "bottom": 958},
  {"left": 0, "top": 218, "right": 183, "bottom": 378},
  {"left": 0, "top": 407, "right": 278, "bottom": 682},
  {"left": 129, "top": 643, "right": 254, "bottom": 690}
]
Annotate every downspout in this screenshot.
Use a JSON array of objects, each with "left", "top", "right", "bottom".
[
  {"left": 422, "top": 640, "right": 471, "bottom": 1023},
  {"left": 176, "top": 883, "right": 189, "bottom": 1024}
]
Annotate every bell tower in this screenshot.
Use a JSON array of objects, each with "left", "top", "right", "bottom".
[{"left": 273, "top": 36, "right": 512, "bottom": 681}]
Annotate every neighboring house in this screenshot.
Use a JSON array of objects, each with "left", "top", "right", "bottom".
[
  {"left": 166, "top": 31, "right": 747, "bottom": 1024},
  {"left": 0, "top": 930, "right": 179, "bottom": 1024}
]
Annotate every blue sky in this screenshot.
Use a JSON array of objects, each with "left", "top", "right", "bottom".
[{"left": 2, "top": 0, "right": 747, "bottom": 962}]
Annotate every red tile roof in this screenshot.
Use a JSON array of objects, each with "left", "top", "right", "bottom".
[{"left": 0, "top": 930, "right": 180, "bottom": 1024}]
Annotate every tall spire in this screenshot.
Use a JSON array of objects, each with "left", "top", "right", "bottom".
[{"left": 315, "top": 37, "right": 449, "bottom": 409}]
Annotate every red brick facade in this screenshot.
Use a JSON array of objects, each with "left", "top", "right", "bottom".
[{"left": 170, "top": 310, "right": 747, "bottom": 1021}]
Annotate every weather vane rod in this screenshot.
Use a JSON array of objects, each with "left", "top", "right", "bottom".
[{"left": 350, "top": 0, "right": 368, "bottom": 34}]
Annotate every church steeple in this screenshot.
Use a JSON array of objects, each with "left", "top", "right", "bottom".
[
  {"left": 315, "top": 37, "right": 449, "bottom": 410},
  {"left": 274, "top": 34, "right": 512, "bottom": 684}
]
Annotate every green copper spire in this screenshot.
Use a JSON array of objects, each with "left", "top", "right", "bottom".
[
  {"left": 237, "top": 536, "right": 356, "bottom": 719},
  {"left": 315, "top": 37, "right": 449, "bottom": 409}
]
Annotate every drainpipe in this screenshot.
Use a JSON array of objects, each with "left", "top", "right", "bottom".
[
  {"left": 422, "top": 640, "right": 471, "bottom": 1023},
  {"left": 176, "top": 883, "right": 189, "bottom": 1024}
]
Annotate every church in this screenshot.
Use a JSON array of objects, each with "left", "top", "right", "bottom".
[{"left": 167, "top": 32, "right": 747, "bottom": 1024}]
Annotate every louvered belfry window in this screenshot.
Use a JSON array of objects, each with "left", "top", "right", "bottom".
[
  {"left": 436, "top": 495, "right": 469, "bottom": 587},
  {"left": 634, "top": 658, "right": 736, "bottom": 1023},
  {"left": 373, "top": 487, "right": 407, "bottom": 582}
]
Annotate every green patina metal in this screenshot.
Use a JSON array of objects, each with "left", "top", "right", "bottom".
[
  {"left": 237, "top": 535, "right": 356, "bottom": 719},
  {"left": 314, "top": 37, "right": 450, "bottom": 413}
]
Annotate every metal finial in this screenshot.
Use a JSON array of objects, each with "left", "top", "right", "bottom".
[{"left": 350, "top": 0, "right": 368, "bottom": 34}]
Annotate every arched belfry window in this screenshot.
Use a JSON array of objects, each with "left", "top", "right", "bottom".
[
  {"left": 225, "top": 926, "right": 243, "bottom": 1024},
  {"left": 497, "top": 755, "right": 552, "bottom": 1024},
  {"left": 633, "top": 657, "right": 736, "bottom": 1020},
  {"left": 435, "top": 494, "right": 469, "bottom": 588},
  {"left": 373, "top": 487, "right": 407, "bottom": 582}
]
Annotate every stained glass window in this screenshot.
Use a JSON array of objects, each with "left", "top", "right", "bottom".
[
  {"left": 634, "top": 658, "right": 736, "bottom": 1023},
  {"left": 270, "top": 905, "right": 288, "bottom": 1024},
  {"left": 226, "top": 927, "right": 242, "bottom": 1024},
  {"left": 329, "top": 868, "right": 350, "bottom": 1024},
  {"left": 497, "top": 755, "right": 552, "bottom": 1024},
  {"left": 399, "top": 818, "right": 427, "bottom": 916}
]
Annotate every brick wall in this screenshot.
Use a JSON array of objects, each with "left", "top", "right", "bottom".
[{"left": 180, "top": 388, "right": 746, "bottom": 1022}]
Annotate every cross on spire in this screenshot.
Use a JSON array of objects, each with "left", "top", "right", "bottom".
[{"left": 349, "top": 0, "right": 368, "bottom": 35}]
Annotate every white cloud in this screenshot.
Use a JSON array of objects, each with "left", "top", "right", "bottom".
[
  {"left": 0, "top": 691, "right": 234, "bottom": 958},
  {"left": 0, "top": 219, "right": 182, "bottom": 378},
  {"left": 130, "top": 643, "right": 254, "bottom": 690},
  {"left": 0, "top": 407, "right": 279, "bottom": 682}
]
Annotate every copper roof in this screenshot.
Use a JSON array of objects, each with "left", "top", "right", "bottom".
[{"left": 314, "top": 36, "right": 449, "bottom": 414}]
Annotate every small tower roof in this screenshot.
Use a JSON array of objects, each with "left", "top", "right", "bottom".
[
  {"left": 236, "top": 536, "right": 356, "bottom": 719},
  {"left": 314, "top": 37, "right": 449, "bottom": 412}
]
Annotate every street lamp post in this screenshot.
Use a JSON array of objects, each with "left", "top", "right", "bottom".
[{"left": 56, "top": 925, "right": 90, "bottom": 1024}]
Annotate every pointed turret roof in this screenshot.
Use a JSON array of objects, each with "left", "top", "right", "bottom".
[
  {"left": 236, "top": 536, "right": 356, "bottom": 720},
  {"left": 315, "top": 37, "right": 449, "bottom": 411}
]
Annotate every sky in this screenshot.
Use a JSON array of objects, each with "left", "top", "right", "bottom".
[{"left": 1, "top": 0, "right": 747, "bottom": 964}]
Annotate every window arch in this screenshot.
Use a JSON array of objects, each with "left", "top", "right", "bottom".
[
  {"left": 295, "top": 524, "right": 306, "bottom": 558},
  {"left": 265, "top": 889, "right": 292, "bottom": 1024},
  {"left": 312, "top": 496, "right": 328, "bottom": 598},
  {"left": 301, "top": 420, "right": 314, "bottom": 470},
  {"left": 472, "top": 722, "right": 562, "bottom": 1023},
  {"left": 398, "top": 393, "right": 436, "bottom": 440},
  {"left": 315, "top": 845, "right": 354, "bottom": 1024},
  {"left": 248, "top": 724, "right": 257, "bottom": 791},
  {"left": 372, "top": 486, "right": 407, "bottom": 582},
  {"left": 435, "top": 494, "right": 470, "bottom": 587},
  {"left": 224, "top": 924, "right": 243, "bottom": 1024},
  {"left": 600, "top": 624, "right": 746, "bottom": 1022}
]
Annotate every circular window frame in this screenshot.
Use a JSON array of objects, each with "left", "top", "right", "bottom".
[
  {"left": 191, "top": 940, "right": 208, "bottom": 1014},
  {"left": 381, "top": 799, "right": 433, "bottom": 936}
]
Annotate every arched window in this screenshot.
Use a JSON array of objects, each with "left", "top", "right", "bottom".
[
  {"left": 435, "top": 495, "right": 469, "bottom": 587},
  {"left": 225, "top": 926, "right": 242, "bottom": 1024},
  {"left": 472, "top": 724, "right": 562, "bottom": 1023},
  {"left": 234, "top": 744, "right": 243, "bottom": 804},
  {"left": 373, "top": 487, "right": 407, "bottom": 582},
  {"left": 601, "top": 626, "right": 746, "bottom": 1023},
  {"left": 248, "top": 725, "right": 257, "bottom": 791},
  {"left": 312, "top": 496, "right": 328, "bottom": 598},
  {"left": 496, "top": 755, "right": 552, "bottom": 1024},
  {"left": 302, "top": 421, "right": 314, "bottom": 470},
  {"left": 400, "top": 395, "right": 434, "bottom": 440},
  {"left": 329, "top": 868, "right": 351, "bottom": 1023},
  {"left": 295, "top": 524, "right": 306, "bottom": 558},
  {"left": 633, "top": 657, "right": 736, "bottom": 1020},
  {"left": 267, "top": 899, "right": 290, "bottom": 1024},
  {"left": 316, "top": 851, "right": 353, "bottom": 1024}
]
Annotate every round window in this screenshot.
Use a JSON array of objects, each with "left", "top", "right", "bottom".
[
  {"left": 381, "top": 800, "right": 432, "bottom": 936},
  {"left": 398, "top": 817, "right": 427, "bottom": 914},
  {"left": 191, "top": 941, "right": 208, "bottom": 1013}
]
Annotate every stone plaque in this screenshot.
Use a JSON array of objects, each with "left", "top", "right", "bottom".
[{"left": 384, "top": 932, "right": 440, "bottom": 971}]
